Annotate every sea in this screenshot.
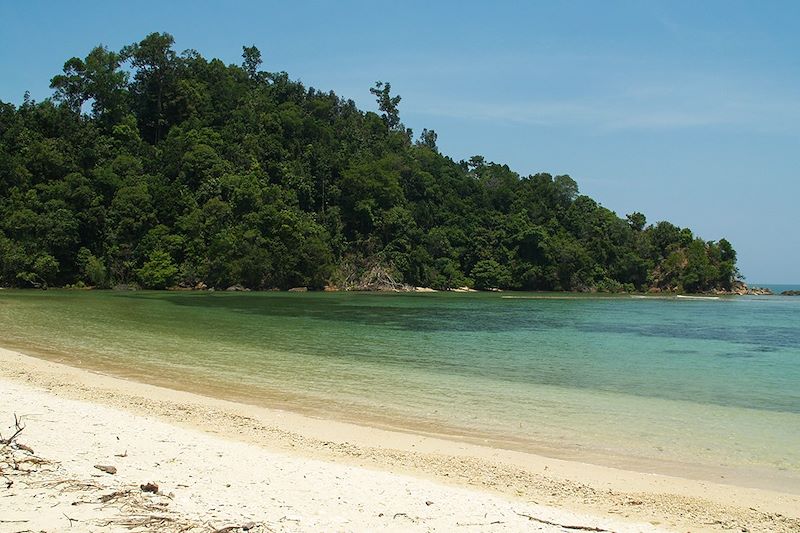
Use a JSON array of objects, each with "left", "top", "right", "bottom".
[{"left": 0, "top": 288, "right": 798, "bottom": 492}]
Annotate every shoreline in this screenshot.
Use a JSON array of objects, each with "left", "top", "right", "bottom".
[
  {"left": 2, "top": 361, "right": 624, "bottom": 533},
  {"left": 4, "top": 334, "right": 798, "bottom": 496},
  {"left": 2, "top": 347, "right": 799, "bottom": 531},
  {"left": 0, "top": 284, "right": 779, "bottom": 295}
]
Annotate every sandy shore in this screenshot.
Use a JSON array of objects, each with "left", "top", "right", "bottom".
[{"left": 1, "top": 347, "right": 798, "bottom": 532}]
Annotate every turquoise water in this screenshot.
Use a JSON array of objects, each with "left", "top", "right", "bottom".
[{"left": 0, "top": 290, "right": 798, "bottom": 490}]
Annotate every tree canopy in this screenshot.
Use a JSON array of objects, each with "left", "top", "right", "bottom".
[{"left": 0, "top": 33, "right": 739, "bottom": 292}]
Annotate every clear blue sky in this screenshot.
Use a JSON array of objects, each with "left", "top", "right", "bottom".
[{"left": 2, "top": 0, "right": 798, "bottom": 283}]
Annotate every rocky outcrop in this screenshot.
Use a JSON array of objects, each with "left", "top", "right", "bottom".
[
  {"left": 781, "top": 290, "right": 800, "bottom": 296},
  {"left": 724, "top": 281, "right": 773, "bottom": 295},
  {"left": 747, "top": 287, "right": 774, "bottom": 295},
  {"left": 225, "top": 284, "right": 250, "bottom": 292}
]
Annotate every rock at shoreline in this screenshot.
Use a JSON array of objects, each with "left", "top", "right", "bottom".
[
  {"left": 450, "top": 286, "right": 478, "bottom": 293},
  {"left": 781, "top": 290, "right": 800, "bottom": 296},
  {"left": 225, "top": 284, "right": 250, "bottom": 292},
  {"left": 726, "top": 281, "right": 773, "bottom": 296},
  {"left": 288, "top": 287, "right": 308, "bottom": 292},
  {"left": 747, "top": 287, "right": 773, "bottom": 295}
]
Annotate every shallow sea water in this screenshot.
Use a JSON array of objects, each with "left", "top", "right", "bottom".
[{"left": 1, "top": 289, "right": 798, "bottom": 491}]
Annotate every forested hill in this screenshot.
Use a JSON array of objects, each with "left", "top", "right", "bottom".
[{"left": 0, "top": 33, "right": 738, "bottom": 293}]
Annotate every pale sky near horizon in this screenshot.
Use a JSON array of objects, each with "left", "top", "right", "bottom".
[{"left": 1, "top": 1, "right": 798, "bottom": 283}]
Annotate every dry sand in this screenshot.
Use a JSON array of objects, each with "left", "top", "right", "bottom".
[{"left": 1, "top": 347, "right": 798, "bottom": 532}]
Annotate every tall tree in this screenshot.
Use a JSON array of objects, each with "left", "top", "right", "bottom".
[
  {"left": 417, "top": 128, "right": 438, "bottom": 151},
  {"left": 369, "top": 81, "right": 402, "bottom": 131},
  {"left": 241, "top": 45, "right": 263, "bottom": 80},
  {"left": 50, "top": 58, "right": 88, "bottom": 113},
  {"left": 122, "top": 32, "right": 178, "bottom": 143},
  {"left": 83, "top": 46, "right": 129, "bottom": 127}
]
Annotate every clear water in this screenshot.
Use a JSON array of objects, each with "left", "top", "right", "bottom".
[{"left": 1, "top": 290, "right": 798, "bottom": 491}]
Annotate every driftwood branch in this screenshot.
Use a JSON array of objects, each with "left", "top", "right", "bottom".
[
  {"left": 0, "top": 414, "right": 25, "bottom": 448},
  {"left": 515, "top": 511, "right": 609, "bottom": 532},
  {"left": 212, "top": 521, "right": 258, "bottom": 532},
  {"left": 62, "top": 512, "right": 79, "bottom": 527}
]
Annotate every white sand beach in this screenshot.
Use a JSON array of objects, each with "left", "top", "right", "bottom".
[{"left": 1, "top": 347, "right": 798, "bottom": 532}]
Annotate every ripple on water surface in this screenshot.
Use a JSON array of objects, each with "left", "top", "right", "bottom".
[{"left": 1, "top": 290, "right": 799, "bottom": 491}]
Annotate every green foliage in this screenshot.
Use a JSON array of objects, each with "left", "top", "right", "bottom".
[
  {"left": 77, "top": 247, "right": 108, "bottom": 287},
  {"left": 241, "top": 45, "right": 263, "bottom": 80},
  {"left": 0, "top": 33, "right": 739, "bottom": 293},
  {"left": 369, "top": 81, "right": 402, "bottom": 131},
  {"left": 626, "top": 212, "right": 646, "bottom": 232},
  {"left": 471, "top": 259, "right": 512, "bottom": 290},
  {"left": 137, "top": 250, "right": 178, "bottom": 289},
  {"left": 15, "top": 254, "right": 59, "bottom": 288}
]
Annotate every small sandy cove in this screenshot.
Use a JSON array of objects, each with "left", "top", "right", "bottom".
[{"left": 1, "top": 347, "right": 798, "bottom": 532}]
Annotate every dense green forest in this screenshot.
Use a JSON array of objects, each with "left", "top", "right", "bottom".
[{"left": 0, "top": 33, "right": 739, "bottom": 292}]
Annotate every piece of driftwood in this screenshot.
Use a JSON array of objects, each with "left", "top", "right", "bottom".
[
  {"left": 99, "top": 490, "right": 132, "bottom": 503},
  {"left": 94, "top": 465, "right": 117, "bottom": 475},
  {"left": 140, "top": 481, "right": 159, "bottom": 493},
  {"left": 515, "top": 511, "right": 609, "bottom": 532},
  {"left": 0, "top": 414, "right": 25, "bottom": 447},
  {"left": 213, "top": 522, "right": 258, "bottom": 533}
]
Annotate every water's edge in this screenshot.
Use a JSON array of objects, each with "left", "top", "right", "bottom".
[{"left": 1, "top": 290, "right": 798, "bottom": 493}]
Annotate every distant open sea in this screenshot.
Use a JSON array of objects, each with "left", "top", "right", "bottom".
[{"left": 0, "top": 290, "right": 798, "bottom": 492}]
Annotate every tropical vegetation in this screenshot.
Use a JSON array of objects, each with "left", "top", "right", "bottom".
[{"left": 0, "top": 33, "right": 739, "bottom": 292}]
